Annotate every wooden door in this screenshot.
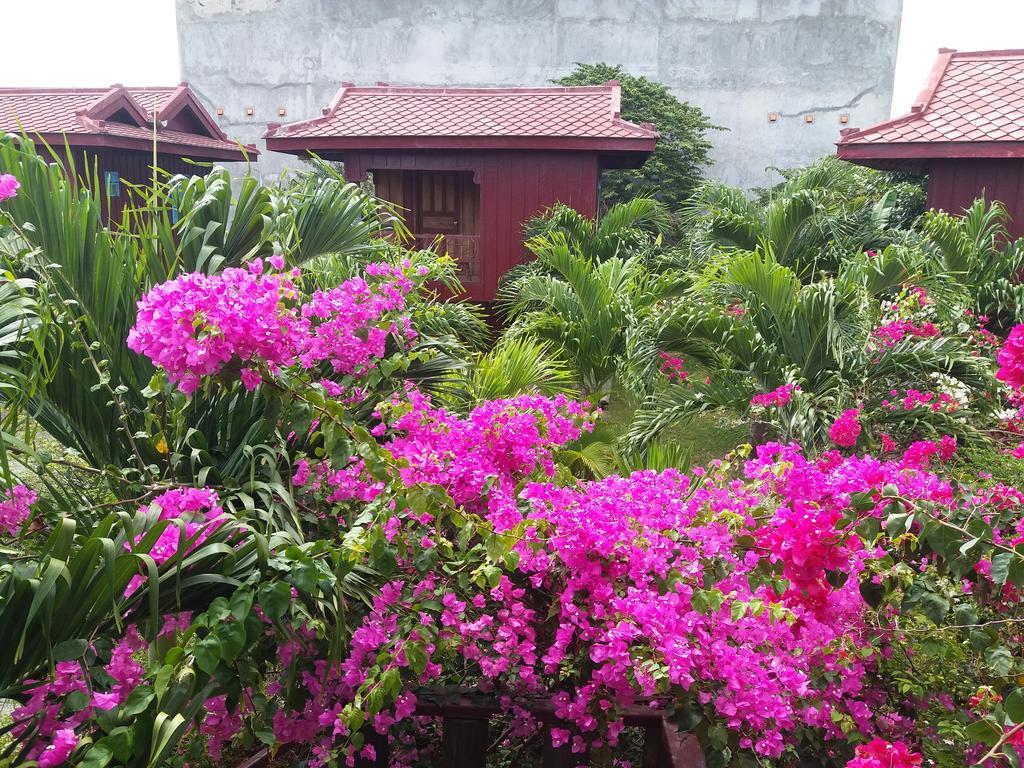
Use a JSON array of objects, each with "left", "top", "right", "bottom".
[{"left": 415, "top": 172, "right": 462, "bottom": 235}]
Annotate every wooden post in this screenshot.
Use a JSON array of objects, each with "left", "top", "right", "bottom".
[
  {"left": 441, "top": 716, "right": 490, "bottom": 768},
  {"left": 642, "top": 722, "right": 668, "bottom": 767},
  {"left": 660, "top": 719, "right": 706, "bottom": 768}
]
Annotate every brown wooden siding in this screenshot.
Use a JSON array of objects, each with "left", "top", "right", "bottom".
[
  {"left": 348, "top": 150, "right": 599, "bottom": 302},
  {"left": 55, "top": 148, "right": 205, "bottom": 222},
  {"left": 926, "top": 158, "right": 1024, "bottom": 237}
]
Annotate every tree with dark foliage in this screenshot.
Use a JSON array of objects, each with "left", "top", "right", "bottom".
[{"left": 557, "top": 63, "right": 721, "bottom": 211}]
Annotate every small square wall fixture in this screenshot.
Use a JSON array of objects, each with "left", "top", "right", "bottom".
[
  {"left": 278, "top": 107, "right": 287, "bottom": 116},
  {"left": 215, "top": 106, "right": 224, "bottom": 116},
  {"left": 768, "top": 112, "right": 778, "bottom": 123},
  {"left": 839, "top": 113, "right": 850, "bottom": 124},
  {"left": 245, "top": 106, "right": 255, "bottom": 117},
  {"left": 805, "top": 114, "right": 814, "bottom": 124}
]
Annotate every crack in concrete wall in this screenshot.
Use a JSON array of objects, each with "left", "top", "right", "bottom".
[{"left": 778, "top": 85, "right": 877, "bottom": 117}]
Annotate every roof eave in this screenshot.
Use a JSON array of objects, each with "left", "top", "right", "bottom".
[
  {"left": 265, "top": 135, "right": 657, "bottom": 154},
  {"left": 23, "top": 131, "right": 258, "bottom": 161},
  {"left": 838, "top": 140, "right": 1024, "bottom": 162}
]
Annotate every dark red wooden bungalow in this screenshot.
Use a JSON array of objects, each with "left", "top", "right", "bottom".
[
  {"left": 837, "top": 48, "right": 1024, "bottom": 235},
  {"left": 264, "top": 82, "right": 657, "bottom": 301},
  {"left": 0, "top": 83, "right": 256, "bottom": 218}
]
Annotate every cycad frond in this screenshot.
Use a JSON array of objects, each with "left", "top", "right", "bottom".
[{"left": 466, "top": 337, "right": 577, "bottom": 403}]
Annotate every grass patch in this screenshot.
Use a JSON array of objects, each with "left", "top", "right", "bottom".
[{"left": 600, "top": 386, "right": 749, "bottom": 467}]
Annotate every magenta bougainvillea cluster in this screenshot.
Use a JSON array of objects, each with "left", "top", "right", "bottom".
[
  {"left": 829, "top": 408, "right": 862, "bottom": 447},
  {"left": 21, "top": 236, "right": 1024, "bottom": 768},
  {"left": 846, "top": 739, "right": 923, "bottom": 768},
  {"left": 0, "top": 173, "right": 19, "bottom": 201},
  {"left": 124, "top": 488, "right": 226, "bottom": 593},
  {"left": 126, "top": 264, "right": 303, "bottom": 394},
  {"left": 871, "top": 318, "right": 940, "bottom": 348},
  {"left": 127, "top": 261, "right": 418, "bottom": 394},
  {"left": 750, "top": 383, "right": 799, "bottom": 408},
  {"left": 272, "top": 430, "right": 976, "bottom": 765},
  {"left": 12, "top": 628, "right": 146, "bottom": 765},
  {"left": 997, "top": 325, "right": 1024, "bottom": 390},
  {"left": 315, "top": 389, "right": 595, "bottom": 532},
  {"left": 0, "top": 483, "right": 37, "bottom": 536},
  {"left": 658, "top": 351, "right": 688, "bottom": 382}
]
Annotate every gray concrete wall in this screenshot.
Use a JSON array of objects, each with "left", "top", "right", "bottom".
[{"left": 176, "top": 0, "right": 903, "bottom": 189}]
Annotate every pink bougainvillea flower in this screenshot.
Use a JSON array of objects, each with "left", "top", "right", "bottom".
[
  {"left": 0, "top": 484, "right": 37, "bottom": 536},
  {"left": 127, "top": 268, "right": 303, "bottom": 395},
  {"left": 997, "top": 324, "right": 1024, "bottom": 389},
  {"left": 846, "top": 738, "right": 922, "bottom": 768},
  {"left": 829, "top": 408, "right": 862, "bottom": 447},
  {"left": 36, "top": 728, "right": 77, "bottom": 768},
  {"left": 750, "top": 383, "right": 799, "bottom": 408},
  {"left": 124, "top": 488, "right": 227, "bottom": 593},
  {"left": 938, "top": 434, "right": 957, "bottom": 461},
  {"left": 658, "top": 352, "right": 688, "bottom": 383},
  {"left": 872, "top": 318, "right": 939, "bottom": 348},
  {"left": 0, "top": 173, "right": 19, "bottom": 201},
  {"left": 240, "top": 367, "right": 262, "bottom": 391}
]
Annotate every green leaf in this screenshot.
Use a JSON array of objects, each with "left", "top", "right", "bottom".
[
  {"left": 53, "top": 639, "right": 88, "bottom": 661},
  {"left": 258, "top": 581, "right": 292, "bottom": 620},
  {"left": 194, "top": 635, "right": 222, "bottom": 675},
  {"left": 885, "top": 512, "right": 909, "bottom": 535},
  {"left": 218, "top": 620, "right": 247, "bottom": 662},
  {"left": 123, "top": 685, "right": 155, "bottom": 716},
  {"left": 966, "top": 717, "right": 1002, "bottom": 746},
  {"left": 405, "top": 643, "right": 427, "bottom": 677},
  {"left": 65, "top": 689, "right": 90, "bottom": 712},
  {"left": 969, "top": 628, "right": 995, "bottom": 652},
  {"left": 859, "top": 579, "right": 884, "bottom": 608},
  {"left": 229, "top": 589, "right": 253, "bottom": 621},
  {"left": 154, "top": 663, "right": 174, "bottom": 697},
  {"left": 954, "top": 604, "right": 979, "bottom": 627},
  {"left": 924, "top": 520, "right": 960, "bottom": 559},
  {"left": 1009, "top": 555, "right": 1024, "bottom": 588},
  {"left": 102, "top": 728, "right": 133, "bottom": 762},
  {"left": 992, "top": 551, "right": 1015, "bottom": 586},
  {"left": 289, "top": 559, "right": 318, "bottom": 593},
  {"left": 986, "top": 645, "right": 1014, "bottom": 677},
  {"left": 1005, "top": 688, "right": 1024, "bottom": 723},
  {"left": 371, "top": 543, "right": 397, "bottom": 577},
  {"left": 79, "top": 743, "right": 113, "bottom": 768}
]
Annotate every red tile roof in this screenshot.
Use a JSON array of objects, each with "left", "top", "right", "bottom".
[
  {"left": 264, "top": 83, "right": 657, "bottom": 154},
  {"left": 0, "top": 84, "right": 256, "bottom": 161},
  {"left": 838, "top": 49, "right": 1024, "bottom": 164}
]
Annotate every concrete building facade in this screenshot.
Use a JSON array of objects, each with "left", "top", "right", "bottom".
[{"left": 175, "top": 0, "right": 903, "bottom": 189}]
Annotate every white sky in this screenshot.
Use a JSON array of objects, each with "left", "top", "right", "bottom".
[
  {"left": 3, "top": 0, "right": 1024, "bottom": 117},
  {"left": 4, "top": 0, "right": 179, "bottom": 87},
  {"left": 892, "top": 0, "right": 1024, "bottom": 115}
]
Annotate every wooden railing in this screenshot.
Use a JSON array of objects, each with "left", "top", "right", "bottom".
[
  {"left": 413, "top": 233, "right": 481, "bottom": 284},
  {"left": 238, "top": 690, "right": 705, "bottom": 768}
]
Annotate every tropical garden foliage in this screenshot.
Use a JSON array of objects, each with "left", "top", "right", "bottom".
[{"left": 4, "top": 133, "right": 1024, "bottom": 768}]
